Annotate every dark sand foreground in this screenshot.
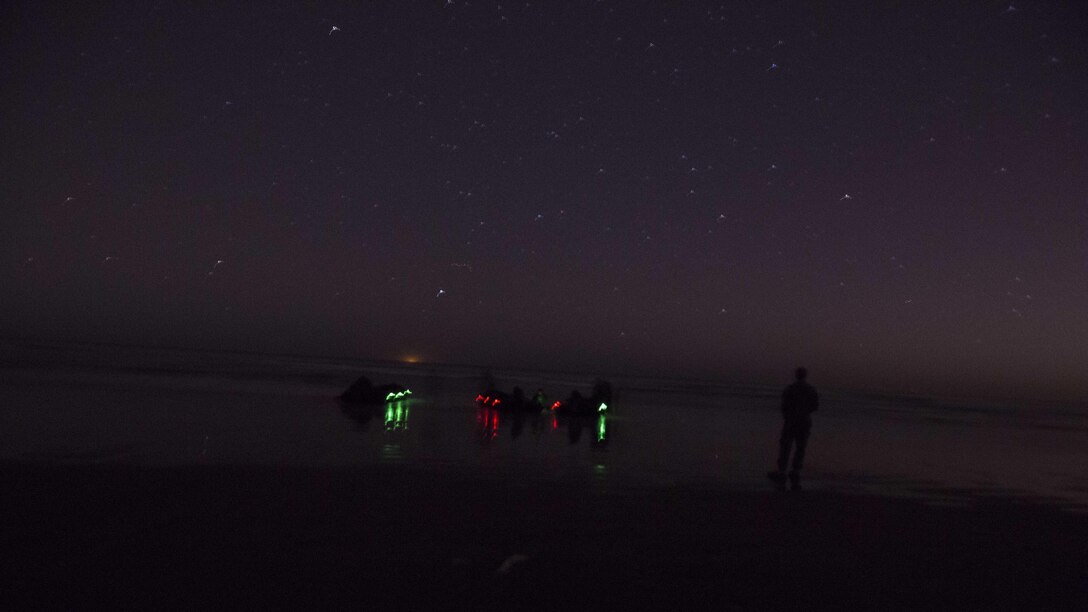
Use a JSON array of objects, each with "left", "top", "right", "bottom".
[{"left": 3, "top": 462, "right": 1086, "bottom": 610}]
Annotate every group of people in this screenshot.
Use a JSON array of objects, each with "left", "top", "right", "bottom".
[
  {"left": 341, "top": 367, "right": 819, "bottom": 488},
  {"left": 476, "top": 377, "right": 613, "bottom": 417},
  {"left": 475, "top": 367, "right": 819, "bottom": 487}
]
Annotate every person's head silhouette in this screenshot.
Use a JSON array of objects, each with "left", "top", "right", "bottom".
[{"left": 795, "top": 367, "right": 808, "bottom": 381}]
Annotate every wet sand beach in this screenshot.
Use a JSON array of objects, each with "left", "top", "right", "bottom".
[
  {"left": 2, "top": 346, "right": 1087, "bottom": 609},
  {"left": 4, "top": 461, "right": 1087, "bottom": 610}
]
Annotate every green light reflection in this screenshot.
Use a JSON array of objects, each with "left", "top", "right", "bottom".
[{"left": 384, "top": 400, "right": 410, "bottom": 431}]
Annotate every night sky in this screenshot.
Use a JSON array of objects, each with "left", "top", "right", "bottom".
[{"left": 2, "top": 2, "right": 1086, "bottom": 401}]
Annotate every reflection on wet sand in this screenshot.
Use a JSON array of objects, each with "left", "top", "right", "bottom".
[
  {"left": 341, "top": 398, "right": 413, "bottom": 463},
  {"left": 473, "top": 394, "right": 613, "bottom": 449},
  {"left": 332, "top": 377, "right": 1088, "bottom": 511},
  {"left": 340, "top": 398, "right": 412, "bottom": 433},
  {"left": 384, "top": 401, "right": 410, "bottom": 432},
  {"left": 476, "top": 406, "right": 500, "bottom": 441}
]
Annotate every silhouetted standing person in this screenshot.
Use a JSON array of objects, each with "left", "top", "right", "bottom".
[{"left": 769, "top": 367, "right": 818, "bottom": 488}]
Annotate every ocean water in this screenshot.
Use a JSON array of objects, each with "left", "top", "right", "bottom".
[{"left": 2, "top": 341, "right": 1086, "bottom": 511}]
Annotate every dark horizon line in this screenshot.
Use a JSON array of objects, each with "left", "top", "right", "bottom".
[{"left": 2, "top": 333, "right": 1084, "bottom": 410}]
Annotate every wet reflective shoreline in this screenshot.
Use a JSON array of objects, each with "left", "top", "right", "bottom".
[{"left": 1, "top": 364, "right": 1086, "bottom": 512}]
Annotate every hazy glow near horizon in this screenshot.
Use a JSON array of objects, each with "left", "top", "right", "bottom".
[{"left": 1, "top": 3, "right": 1085, "bottom": 401}]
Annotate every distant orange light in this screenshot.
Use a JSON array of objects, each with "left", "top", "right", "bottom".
[{"left": 402, "top": 354, "right": 420, "bottom": 364}]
